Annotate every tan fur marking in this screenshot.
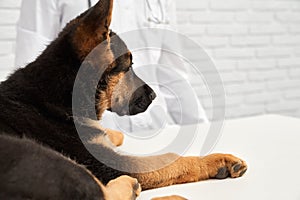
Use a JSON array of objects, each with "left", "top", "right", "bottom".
[
  {"left": 105, "top": 128, "right": 124, "bottom": 146},
  {"left": 105, "top": 175, "right": 141, "bottom": 200},
  {"left": 79, "top": 117, "right": 123, "bottom": 147},
  {"left": 88, "top": 174, "right": 142, "bottom": 200},
  {"left": 105, "top": 73, "right": 126, "bottom": 106},
  {"left": 152, "top": 195, "right": 187, "bottom": 200},
  {"left": 132, "top": 154, "right": 247, "bottom": 190},
  {"left": 96, "top": 72, "right": 125, "bottom": 119},
  {"left": 72, "top": 0, "right": 114, "bottom": 61}
]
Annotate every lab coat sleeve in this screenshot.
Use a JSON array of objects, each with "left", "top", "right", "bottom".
[{"left": 15, "top": 0, "right": 61, "bottom": 68}]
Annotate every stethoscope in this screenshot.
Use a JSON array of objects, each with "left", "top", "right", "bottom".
[{"left": 146, "top": 0, "right": 169, "bottom": 24}]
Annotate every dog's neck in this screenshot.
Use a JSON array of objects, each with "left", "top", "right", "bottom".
[{"left": 1, "top": 36, "right": 89, "bottom": 121}]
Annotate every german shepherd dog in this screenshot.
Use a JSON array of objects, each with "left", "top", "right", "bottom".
[{"left": 0, "top": 0, "right": 247, "bottom": 199}]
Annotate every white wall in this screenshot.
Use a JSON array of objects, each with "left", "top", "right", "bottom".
[
  {"left": 0, "top": 0, "right": 20, "bottom": 80},
  {"left": 176, "top": 0, "right": 300, "bottom": 119},
  {"left": 0, "top": 0, "right": 299, "bottom": 119}
]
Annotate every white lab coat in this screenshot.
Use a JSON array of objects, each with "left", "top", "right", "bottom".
[
  {"left": 15, "top": 0, "right": 177, "bottom": 67},
  {"left": 15, "top": 0, "right": 207, "bottom": 134}
]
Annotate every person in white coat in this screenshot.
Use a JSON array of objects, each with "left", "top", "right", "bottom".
[{"left": 15, "top": 0, "right": 208, "bottom": 135}]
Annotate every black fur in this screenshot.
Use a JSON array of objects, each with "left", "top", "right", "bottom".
[
  {"left": 0, "top": 0, "right": 128, "bottom": 194},
  {"left": 0, "top": 30, "right": 125, "bottom": 185},
  {"left": 0, "top": 1, "right": 156, "bottom": 198},
  {"left": 0, "top": 134, "right": 104, "bottom": 200}
]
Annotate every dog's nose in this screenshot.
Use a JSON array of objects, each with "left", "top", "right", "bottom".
[
  {"left": 148, "top": 90, "right": 156, "bottom": 100},
  {"left": 143, "top": 84, "right": 156, "bottom": 100}
]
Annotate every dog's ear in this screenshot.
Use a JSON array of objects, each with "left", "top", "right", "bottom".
[{"left": 71, "top": 0, "right": 114, "bottom": 60}]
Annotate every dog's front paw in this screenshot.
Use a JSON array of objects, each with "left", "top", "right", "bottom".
[
  {"left": 105, "top": 129, "right": 124, "bottom": 146},
  {"left": 152, "top": 195, "right": 187, "bottom": 200},
  {"left": 106, "top": 175, "right": 141, "bottom": 200},
  {"left": 203, "top": 154, "right": 247, "bottom": 179}
]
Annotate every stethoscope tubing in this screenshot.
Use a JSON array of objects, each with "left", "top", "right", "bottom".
[{"left": 146, "top": 0, "right": 168, "bottom": 24}]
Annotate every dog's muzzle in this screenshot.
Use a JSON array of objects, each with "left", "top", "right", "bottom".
[{"left": 128, "top": 84, "right": 156, "bottom": 115}]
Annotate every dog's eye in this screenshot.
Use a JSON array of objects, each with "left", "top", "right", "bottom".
[
  {"left": 111, "top": 67, "right": 123, "bottom": 73},
  {"left": 111, "top": 64, "right": 130, "bottom": 74}
]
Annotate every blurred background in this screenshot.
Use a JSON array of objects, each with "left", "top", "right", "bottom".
[{"left": 0, "top": 0, "right": 299, "bottom": 120}]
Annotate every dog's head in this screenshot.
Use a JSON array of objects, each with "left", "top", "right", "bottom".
[
  {"left": 98, "top": 32, "right": 156, "bottom": 117},
  {"left": 65, "top": 0, "right": 155, "bottom": 118}
]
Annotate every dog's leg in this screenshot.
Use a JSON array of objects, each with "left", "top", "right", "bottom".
[
  {"left": 130, "top": 153, "right": 247, "bottom": 190},
  {"left": 75, "top": 124, "right": 247, "bottom": 190},
  {"left": 78, "top": 118, "right": 124, "bottom": 146},
  {"left": 91, "top": 128, "right": 124, "bottom": 146},
  {"left": 104, "top": 175, "right": 141, "bottom": 200},
  {"left": 152, "top": 195, "right": 187, "bottom": 200},
  {"left": 104, "top": 128, "right": 124, "bottom": 146}
]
